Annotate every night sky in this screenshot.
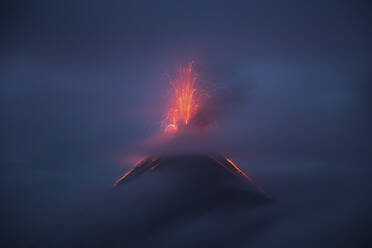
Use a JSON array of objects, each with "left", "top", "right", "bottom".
[{"left": 1, "top": 1, "right": 371, "bottom": 247}]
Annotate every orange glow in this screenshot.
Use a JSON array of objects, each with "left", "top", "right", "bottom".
[{"left": 163, "top": 62, "right": 201, "bottom": 133}]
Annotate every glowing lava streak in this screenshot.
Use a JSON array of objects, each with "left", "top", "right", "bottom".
[
  {"left": 163, "top": 62, "right": 200, "bottom": 133},
  {"left": 225, "top": 157, "right": 271, "bottom": 198},
  {"left": 225, "top": 157, "right": 250, "bottom": 180}
]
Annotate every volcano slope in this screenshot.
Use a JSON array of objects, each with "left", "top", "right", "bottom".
[{"left": 115, "top": 155, "right": 272, "bottom": 208}]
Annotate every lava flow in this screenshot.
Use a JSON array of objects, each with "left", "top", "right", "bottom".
[{"left": 115, "top": 62, "right": 270, "bottom": 199}]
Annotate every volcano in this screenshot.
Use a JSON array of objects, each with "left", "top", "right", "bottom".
[
  {"left": 114, "top": 63, "right": 272, "bottom": 207},
  {"left": 102, "top": 63, "right": 273, "bottom": 247},
  {"left": 114, "top": 155, "right": 272, "bottom": 205}
]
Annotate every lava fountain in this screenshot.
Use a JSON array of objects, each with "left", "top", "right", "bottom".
[{"left": 163, "top": 62, "right": 202, "bottom": 133}]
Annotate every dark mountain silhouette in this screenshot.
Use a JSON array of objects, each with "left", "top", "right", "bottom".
[{"left": 114, "top": 155, "right": 272, "bottom": 205}]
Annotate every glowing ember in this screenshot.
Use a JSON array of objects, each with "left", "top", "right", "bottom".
[{"left": 163, "top": 62, "right": 201, "bottom": 133}]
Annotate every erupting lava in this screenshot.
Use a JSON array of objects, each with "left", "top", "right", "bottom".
[{"left": 163, "top": 62, "right": 202, "bottom": 133}]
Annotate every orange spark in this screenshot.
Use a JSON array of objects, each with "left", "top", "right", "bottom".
[{"left": 163, "top": 62, "right": 201, "bottom": 133}]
